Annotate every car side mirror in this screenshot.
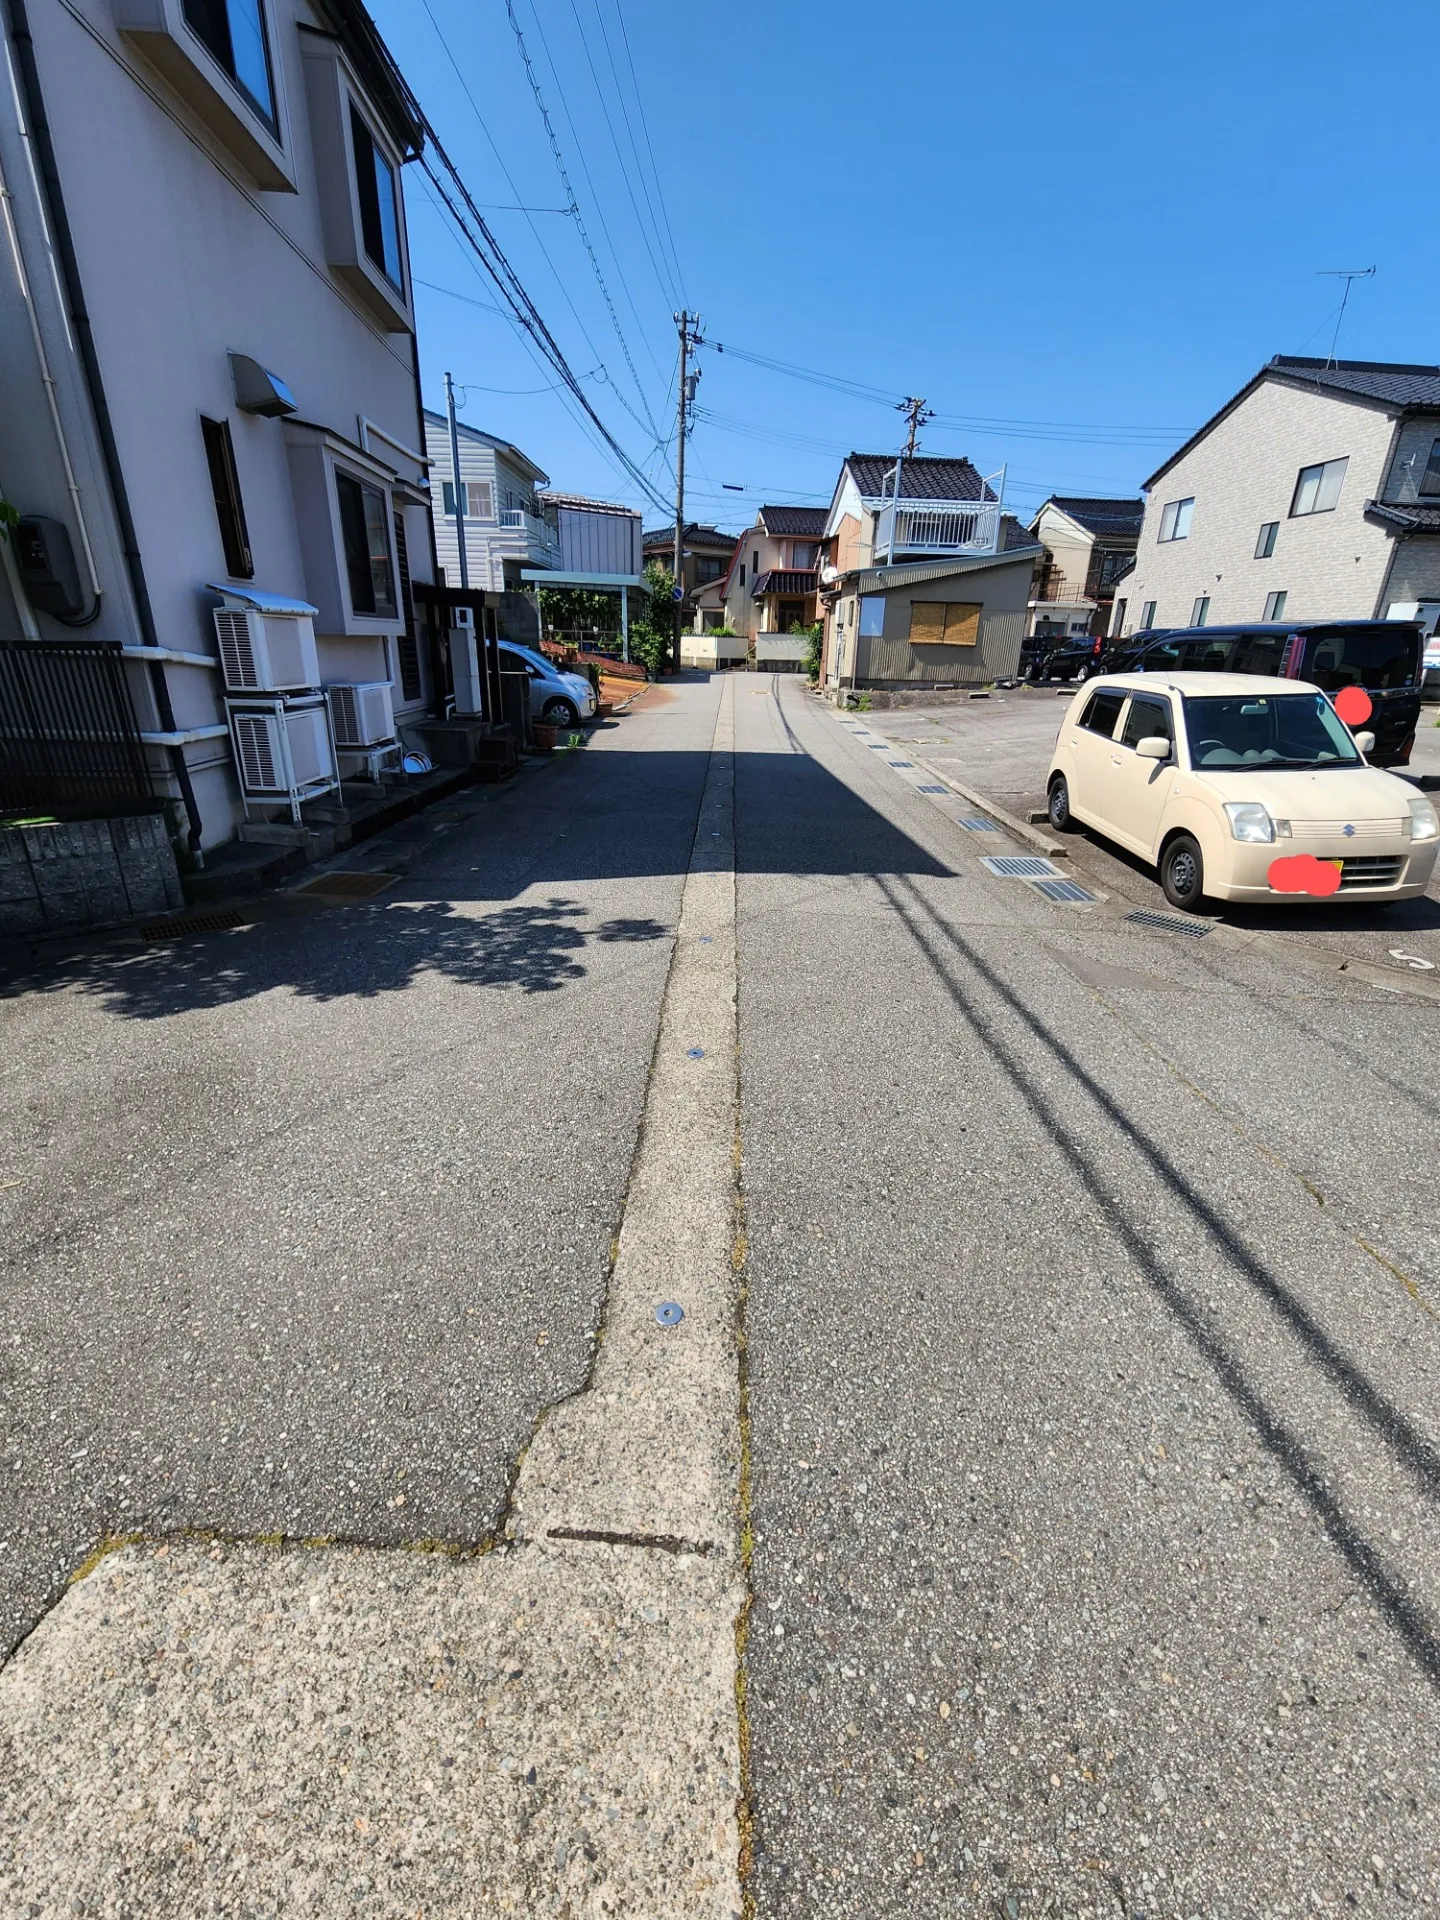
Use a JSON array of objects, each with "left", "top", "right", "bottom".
[
  {"left": 1354, "top": 730, "right": 1375, "bottom": 755},
  {"left": 1136, "top": 736, "right": 1171, "bottom": 760}
]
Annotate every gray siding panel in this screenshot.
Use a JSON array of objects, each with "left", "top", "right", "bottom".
[{"left": 557, "top": 506, "right": 642, "bottom": 574}]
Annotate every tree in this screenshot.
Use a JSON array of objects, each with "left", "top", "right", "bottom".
[
  {"left": 792, "top": 619, "right": 823, "bottom": 682},
  {"left": 536, "top": 583, "right": 618, "bottom": 645},
  {"left": 629, "top": 560, "right": 677, "bottom": 677}
]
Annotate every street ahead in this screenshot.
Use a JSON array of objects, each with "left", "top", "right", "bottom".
[{"left": 2, "top": 673, "right": 1438, "bottom": 1915}]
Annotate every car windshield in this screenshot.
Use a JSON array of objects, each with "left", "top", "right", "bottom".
[
  {"left": 1297, "top": 624, "right": 1420, "bottom": 692},
  {"left": 1182, "top": 693, "right": 1362, "bottom": 770}
]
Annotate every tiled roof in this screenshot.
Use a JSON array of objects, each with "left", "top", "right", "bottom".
[
  {"left": 845, "top": 453, "right": 989, "bottom": 502},
  {"left": 1365, "top": 498, "right": 1440, "bottom": 532},
  {"left": 757, "top": 505, "right": 829, "bottom": 535},
  {"left": 1042, "top": 496, "right": 1144, "bottom": 539},
  {"left": 642, "top": 522, "right": 738, "bottom": 548},
  {"left": 751, "top": 569, "right": 817, "bottom": 597},
  {"left": 1002, "top": 515, "right": 1039, "bottom": 551},
  {"left": 1270, "top": 356, "right": 1440, "bottom": 409}
]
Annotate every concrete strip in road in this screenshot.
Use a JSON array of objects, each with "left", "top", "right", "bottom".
[{"left": 0, "top": 687, "right": 746, "bottom": 1917}]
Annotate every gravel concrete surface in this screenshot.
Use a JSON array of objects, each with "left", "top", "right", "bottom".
[{"left": 738, "top": 675, "right": 1440, "bottom": 1917}]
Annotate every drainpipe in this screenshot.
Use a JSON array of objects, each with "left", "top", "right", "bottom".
[{"left": 4, "top": 0, "right": 204, "bottom": 859}]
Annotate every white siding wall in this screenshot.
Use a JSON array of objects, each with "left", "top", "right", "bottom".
[{"left": 1118, "top": 380, "right": 1399, "bottom": 635}]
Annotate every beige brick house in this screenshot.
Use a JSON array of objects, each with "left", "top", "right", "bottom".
[{"left": 1114, "top": 357, "right": 1440, "bottom": 639}]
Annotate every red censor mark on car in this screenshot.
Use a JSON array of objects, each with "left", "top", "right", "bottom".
[
  {"left": 1333, "top": 686, "right": 1373, "bottom": 727},
  {"left": 1268, "top": 853, "right": 1343, "bottom": 897}
]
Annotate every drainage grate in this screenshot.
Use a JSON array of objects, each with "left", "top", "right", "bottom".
[
  {"left": 917, "top": 784, "right": 948, "bottom": 794},
  {"left": 959, "top": 816, "right": 1003, "bottom": 833},
  {"left": 982, "top": 854, "right": 1060, "bottom": 878},
  {"left": 295, "top": 870, "right": 398, "bottom": 900},
  {"left": 139, "top": 909, "right": 245, "bottom": 941},
  {"left": 1031, "top": 877, "right": 1096, "bottom": 904},
  {"left": 1125, "top": 908, "right": 1212, "bottom": 938},
  {"left": 889, "top": 760, "right": 915, "bottom": 768},
  {"left": 867, "top": 743, "right": 889, "bottom": 750}
]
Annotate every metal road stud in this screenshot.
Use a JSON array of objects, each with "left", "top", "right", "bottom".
[{"left": 655, "top": 1302, "right": 685, "bottom": 1328}]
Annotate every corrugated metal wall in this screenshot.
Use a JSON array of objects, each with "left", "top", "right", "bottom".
[
  {"left": 557, "top": 506, "right": 642, "bottom": 575},
  {"left": 856, "top": 561, "right": 1032, "bottom": 685}
]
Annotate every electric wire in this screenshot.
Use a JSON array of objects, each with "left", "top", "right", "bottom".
[{"left": 606, "top": 0, "right": 687, "bottom": 301}]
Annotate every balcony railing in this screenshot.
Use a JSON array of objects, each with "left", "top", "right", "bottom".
[
  {"left": 499, "top": 508, "right": 561, "bottom": 555},
  {"left": 873, "top": 465, "right": 1006, "bottom": 564}
]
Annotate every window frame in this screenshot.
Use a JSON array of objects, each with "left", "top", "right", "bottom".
[
  {"left": 117, "top": 0, "right": 294, "bottom": 189},
  {"left": 200, "top": 414, "right": 254, "bottom": 580},
  {"left": 181, "top": 0, "right": 277, "bottom": 134},
  {"left": 1262, "top": 590, "right": 1288, "bottom": 622},
  {"left": 1290, "top": 457, "right": 1348, "bottom": 518},
  {"left": 349, "top": 101, "right": 404, "bottom": 292},
  {"left": 1139, "top": 600, "right": 1157, "bottom": 629},
  {"left": 1157, "top": 497, "right": 1194, "bottom": 543},
  {"left": 1078, "top": 687, "right": 1125, "bottom": 738},
  {"left": 1120, "top": 694, "right": 1174, "bottom": 751},
  {"left": 907, "top": 601, "right": 981, "bottom": 646},
  {"left": 1255, "top": 520, "right": 1279, "bottom": 559},
  {"left": 1419, "top": 437, "right": 1440, "bottom": 498},
  {"left": 1191, "top": 595, "right": 1211, "bottom": 627},
  {"left": 335, "top": 467, "right": 398, "bottom": 621}
]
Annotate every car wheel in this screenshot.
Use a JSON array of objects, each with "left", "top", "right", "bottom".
[
  {"left": 1047, "top": 773, "right": 1078, "bottom": 833},
  {"left": 1160, "top": 832, "right": 1206, "bottom": 912},
  {"left": 543, "top": 697, "right": 580, "bottom": 728}
]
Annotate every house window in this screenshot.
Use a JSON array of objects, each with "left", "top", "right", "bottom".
[
  {"left": 1419, "top": 438, "right": 1440, "bottom": 497},
  {"left": 442, "top": 480, "right": 494, "bottom": 520},
  {"left": 752, "top": 548, "right": 760, "bottom": 575},
  {"left": 1158, "top": 497, "right": 1194, "bottom": 542},
  {"left": 739, "top": 564, "right": 745, "bottom": 586},
  {"left": 1290, "top": 457, "right": 1348, "bottom": 517},
  {"left": 200, "top": 415, "right": 253, "bottom": 579},
  {"left": 909, "top": 601, "right": 981, "bottom": 646},
  {"left": 1255, "top": 521, "right": 1279, "bottom": 559},
  {"left": 350, "top": 104, "right": 403, "bottom": 290},
  {"left": 695, "top": 555, "right": 723, "bottom": 582},
  {"left": 1263, "top": 590, "right": 1288, "bottom": 622},
  {"left": 1191, "top": 595, "right": 1210, "bottom": 626},
  {"left": 1113, "top": 597, "right": 1127, "bottom": 633},
  {"left": 183, "top": 0, "right": 276, "bottom": 129},
  {"left": 858, "top": 595, "right": 886, "bottom": 637},
  {"left": 1140, "top": 600, "right": 1157, "bottom": 629},
  {"left": 790, "top": 541, "right": 817, "bottom": 569},
  {"left": 335, "top": 470, "right": 397, "bottom": 618}
]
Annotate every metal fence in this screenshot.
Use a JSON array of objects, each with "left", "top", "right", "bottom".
[{"left": 0, "top": 639, "right": 155, "bottom": 816}]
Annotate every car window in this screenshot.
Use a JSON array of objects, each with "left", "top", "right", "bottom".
[
  {"left": 1230, "top": 632, "right": 1286, "bottom": 675},
  {"left": 1177, "top": 635, "right": 1234, "bottom": 671},
  {"left": 1182, "top": 693, "right": 1361, "bottom": 768},
  {"left": 1298, "top": 624, "right": 1421, "bottom": 691},
  {"left": 1078, "top": 688, "right": 1125, "bottom": 737},
  {"left": 1120, "top": 696, "right": 1173, "bottom": 749},
  {"left": 1138, "top": 639, "right": 1182, "bottom": 673}
]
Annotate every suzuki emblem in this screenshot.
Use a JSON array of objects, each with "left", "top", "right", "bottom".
[{"left": 1342, "top": 823, "right": 1356, "bottom": 837}]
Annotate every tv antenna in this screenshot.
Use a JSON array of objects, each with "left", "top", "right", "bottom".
[{"left": 1317, "top": 266, "right": 1375, "bottom": 367}]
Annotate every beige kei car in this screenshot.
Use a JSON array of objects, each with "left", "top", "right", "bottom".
[{"left": 1045, "top": 673, "right": 1440, "bottom": 910}]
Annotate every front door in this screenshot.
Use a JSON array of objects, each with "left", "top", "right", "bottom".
[{"left": 1103, "top": 693, "right": 1177, "bottom": 857}]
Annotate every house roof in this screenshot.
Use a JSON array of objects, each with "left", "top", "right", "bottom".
[
  {"left": 642, "top": 522, "right": 738, "bottom": 549},
  {"left": 752, "top": 569, "right": 818, "bottom": 597},
  {"left": 1035, "top": 496, "right": 1145, "bottom": 540},
  {"left": 844, "top": 453, "right": 991, "bottom": 502},
  {"left": 1142, "top": 355, "right": 1440, "bottom": 492},
  {"left": 840, "top": 543, "right": 1041, "bottom": 594},
  {"left": 1365, "top": 498, "right": 1440, "bottom": 533},
  {"left": 1001, "top": 515, "right": 1036, "bottom": 551},
  {"left": 542, "top": 492, "right": 640, "bottom": 516},
  {"left": 758, "top": 505, "right": 829, "bottom": 535},
  {"left": 422, "top": 410, "right": 549, "bottom": 485}
]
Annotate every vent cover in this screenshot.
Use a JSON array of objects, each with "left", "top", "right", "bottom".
[
  {"left": 1125, "top": 909, "right": 1212, "bottom": 938},
  {"left": 233, "top": 711, "right": 280, "bottom": 790},
  {"left": 959, "top": 816, "right": 1003, "bottom": 833},
  {"left": 214, "top": 608, "right": 258, "bottom": 689},
  {"left": 1030, "top": 877, "right": 1096, "bottom": 903},
  {"left": 139, "top": 909, "right": 245, "bottom": 941},
  {"left": 296, "top": 871, "right": 397, "bottom": 900},
  {"left": 982, "top": 854, "right": 1061, "bottom": 878}
]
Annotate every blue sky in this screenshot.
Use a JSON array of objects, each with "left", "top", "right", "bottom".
[{"left": 371, "top": 0, "right": 1440, "bottom": 533}]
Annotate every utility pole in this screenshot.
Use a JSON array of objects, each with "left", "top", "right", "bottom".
[
  {"left": 445, "top": 371, "right": 468, "bottom": 589},
  {"left": 672, "top": 311, "right": 701, "bottom": 671},
  {"left": 897, "top": 394, "right": 933, "bottom": 457}
]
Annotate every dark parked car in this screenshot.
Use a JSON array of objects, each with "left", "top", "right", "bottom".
[
  {"left": 1020, "top": 632, "right": 1104, "bottom": 683},
  {"left": 1090, "top": 621, "right": 1424, "bottom": 765}
]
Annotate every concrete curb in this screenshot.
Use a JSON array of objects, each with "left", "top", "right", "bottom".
[{"left": 906, "top": 753, "right": 1069, "bottom": 859}]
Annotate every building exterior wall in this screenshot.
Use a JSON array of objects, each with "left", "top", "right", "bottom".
[
  {"left": 0, "top": 0, "right": 433, "bottom": 850},
  {"left": 1117, "top": 380, "right": 1399, "bottom": 637},
  {"left": 720, "top": 520, "right": 786, "bottom": 639},
  {"left": 849, "top": 557, "right": 1033, "bottom": 687},
  {"left": 1381, "top": 416, "right": 1440, "bottom": 504},
  {"left": 1381, "top": 538, "right": 1440, "bottom": 609},
  {"left": 424, "top": 417, "right": 559, "bottom": 592},
  {"left": 556, "top": 504, "right": 642, "bottom": 575}
]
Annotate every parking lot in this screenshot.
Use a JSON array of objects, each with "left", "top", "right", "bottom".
[{"left": 867, "top": 684, "right": 1440, "bottom": 990}]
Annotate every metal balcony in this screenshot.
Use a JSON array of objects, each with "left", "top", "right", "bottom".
[{"left": 873, "top": 466, "right": 1006, "bottom": 564}]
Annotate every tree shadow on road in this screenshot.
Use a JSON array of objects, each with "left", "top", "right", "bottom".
[{"left": 17, "top": 898, "right": 673, "bottom": 1020}]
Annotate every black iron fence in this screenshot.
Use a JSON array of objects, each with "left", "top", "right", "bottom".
[{"left": 0, "top": 639, "right": 155, "bottom": 817}]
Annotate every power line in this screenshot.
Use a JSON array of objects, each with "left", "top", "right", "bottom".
[
  {"left": 605, "top": 0, "right": 686, "bottom": 303},
  {"left": 574, "top": 0, "right": 683, "bottom": 311}
]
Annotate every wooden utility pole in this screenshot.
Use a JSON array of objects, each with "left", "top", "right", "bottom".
[
  {"left": 898, "top": 394, "right": 933, "bottom": 457},
  {"left": 671, "top": 312, "right": 702, "bottom": 671}
]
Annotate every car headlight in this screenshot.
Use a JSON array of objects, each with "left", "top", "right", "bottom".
[
  {"left": 1224, "top": 801, "right": 1275, "bottom": 843},
  {"left": 1409, "top": 796, "right": 1440, "bottom": 842}
]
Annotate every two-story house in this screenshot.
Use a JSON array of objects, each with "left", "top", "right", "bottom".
[
  {"left": 1027, "top": 497, "right": 1143, "bottom": 640},
  {"left": 642, "top": 522, "right": 737, "bottom": 623},
  {"left": 715, "top": 506, "right": 828, "bottom": 646},
  {"left": 816, "top": 453, "right": 1042, "bottom": 695},
  {"left": 423, "top": 415, "right": 563, "bottom": 594},
  {"left": 0, "top": 0, "right": 437, "bottom": 886},
  {"left": 1115, "top": 356, "right": 1440, "bottom": 639}
]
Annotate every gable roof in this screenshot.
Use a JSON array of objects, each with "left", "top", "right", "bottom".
[
  {"left": 1035, "top": 496, "right": 1144, "bottom": 541},
  {"left": 758, "top": 505, "right": 829, "bottom": 536},
  {"left": 844, "top": 453, "right": 990, "bottom": 502},
  {"left": 422, "top": 410, "right": 548, "bottom": 484},
  {"left": 1142, "top": 355, "right": 1440, "bottom": 492},
  {"left": 642, "top": 522, "right": 738, "bottom": 548}
]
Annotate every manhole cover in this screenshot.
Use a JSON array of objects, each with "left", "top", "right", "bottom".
[
  {"left": 982, "top": 854, "right": 1061, "bottom": 878},
  {"left": 138, "top": 909, "right": 245, "bottom": 941},
  {"left": 1125, "top": 909, "right": 1212, "bottom": 938},
  {"left": 960, "top": 816, "right": 1003, "bottom": 833},
  {"left": 296, "top": 870, "right": 398, "bottom": 900},
  {"left": 1031, "top": 877, "right": 1096, "bottom": 903}
]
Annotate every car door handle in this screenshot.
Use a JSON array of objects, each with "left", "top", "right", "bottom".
[{"left": 1110, "top": 754, "right": 1122, "bottom": 765}]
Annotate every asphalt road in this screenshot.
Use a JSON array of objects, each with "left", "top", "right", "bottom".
[
  {"left": 737, "top": 675, "right": 1440, "bottom": 1916},
  {"left": 0, "top": 678, "right": 720, "bottom": 1659}
]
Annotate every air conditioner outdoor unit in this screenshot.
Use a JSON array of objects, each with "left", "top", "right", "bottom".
[
  {"left": 328, "top": 681, "right": 395, "bottom": 747},
  {"left": 231, "top": 706, "right": 334, "bottom": 795},
  {"left": 213, "top": 604, "right": 320, "bottom": 692}
]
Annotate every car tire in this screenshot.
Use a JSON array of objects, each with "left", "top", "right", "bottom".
[
  {"left": 1047, "top": 773, "right": 1078, "bottom": 833},
  {"left": 1160, "top": 832, "right": 1206, "bottom": 912},
  {"left": 542, "top": 697, "right": 580, "bottom": 728}
]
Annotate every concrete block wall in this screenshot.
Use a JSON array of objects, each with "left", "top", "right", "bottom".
[{"left": 0, "top": 812, "right": 184, "bottom": 937}]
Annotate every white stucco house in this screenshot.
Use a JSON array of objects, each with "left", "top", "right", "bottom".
[
  {"left": 1114, "top": 357, "right": 1440, "bottom": 639},
  {"left": 0, "top": 0, "right": 436, "bottom": 878}
]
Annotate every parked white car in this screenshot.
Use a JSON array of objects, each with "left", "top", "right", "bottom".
[
  {"left": 498, "top": 643, "right": 598, "bottom": 728},
  {"left": 1046, "top": 673, "right": 1440, "bottom": 910}
]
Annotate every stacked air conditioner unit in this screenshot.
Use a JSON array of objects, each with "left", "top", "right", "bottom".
[
  {"left": 231, "top": 705, "right": 335, "bottom": 796},
  {"left": 328, "top": 680, "right": 395, "bottom": 748},
  {"left": 214, "top": 604, "right": 320, "bottom": 692},
  {"left": 211, "top": 588, "right": 338, "bottom": 820}
]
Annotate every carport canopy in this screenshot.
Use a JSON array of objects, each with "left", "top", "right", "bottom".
[{"left": 520, "top": 569, "right": 647, "bottom": 664}]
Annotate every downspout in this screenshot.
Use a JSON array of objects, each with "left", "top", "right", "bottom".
[{"left": 4, "top": 0, "right": 204, "bottom": 858}]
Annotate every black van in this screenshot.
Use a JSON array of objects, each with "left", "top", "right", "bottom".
[{"left": 1096, "top": 621, "right": 1424, "bottom": 766}]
